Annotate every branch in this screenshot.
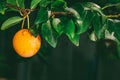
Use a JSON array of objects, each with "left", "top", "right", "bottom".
[
  {"left": 6, "top": 3, "right": 73, "bottom": 17},
  {"left": 106, "top": 14, "right": 120, "bottom": 18},
  {"left": 51, "top": 12, "right": 72, "bottom": 17},
  {"left": 6, "top": 3, "right": 20, "bottom": 10},
  {"left": 6, "top": 3, "right": 33, "bottom": 16},
  {"left": 102, "top": 3, "right": 120, "bottom": 10}
]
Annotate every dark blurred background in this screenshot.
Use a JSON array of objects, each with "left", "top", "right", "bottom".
[{"left": 0, "top": 0, "right": 120, "bottom": 80}]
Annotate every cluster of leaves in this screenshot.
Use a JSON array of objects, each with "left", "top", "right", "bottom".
[{"left": 0, "top": 0, "right": 120, "bottom": 57}]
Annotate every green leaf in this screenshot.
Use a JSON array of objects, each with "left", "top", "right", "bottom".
[
  {"left": 39, "top": 0, "right": 51, "bottom": 7},
  {"left": 0, "top": 0, "right": 6, "bottom": 14},
  {"left": 7, "top": 0, "right": 16, "bottom": 5},
  {"left": 93, "top": 13, "right": 108, "bottom": 39},
  {"left": 65, "top": 7, "right": 80, "bottom": 19},
  {"left": 72, "top": 3, "right": 84, "bottom": 17},
  {"left": 105, "top": 30, "right": 116, "bottom": 40},
  {"left": 29, "top": 26, "right": 39, "bottom": 37},
  {"left": 81, "top": 2, "right": 102, "bottom": 14},
  {"left": 74, "top": 19, "right": 83, "bottom": 34},
  {"left": 89, "top": 31, "right": 97, "bottom": 41},
  {"left": 1, "top": 16, "right": 22, "bottom": 30},
  {"left": 69, "top": 33, "right": 80, "bottom": 46},
  {"left": 35, "top": 7, "right": 48, "bottom": 24},
  {"left": 30, "top": 0, "right": 41, "bottom": 9},
  {"left": 51, "top": 0, "right": 67, "bottom": 11},
  {"left": 80, "top": 10, "right": 94, "bottom": 34},
  {"left": 72, "top": 3, "right": 96, "bottom": 34},
  {"left": 41, "top": 20, "right": 59, "bottom": 48},
  {"left": 52, "top": 17, "right": 76, "bottom": 37},
  {"left": 62, "top": 18, "right": 79, "bottom": 46},
  {"left": 51, "top": 0, "right": 66, "bottom": 7},
  {"left": 71, "top": 3, "right": 84, "bottom": 34},
  {"left": 7, "top": 0, "right": 25, "bottom": 8},
  {"left": 52, "top": 17, "right": 79, "bottom": 46},
  {"left": 108, "top": 19, "right": 120, "bottom": 41},
  {"left": 52, "top": 18, "right": 64, "bottom": 35},
  {"left": 64, "top": 19, "right": 79, "bottom": 46},
  {"left": 82, "top": 2, "right": 101, "bottom": 10},
  {"left": 17, "top": 0, "right": 25, "bottom": 8},
  {"left": 62, "top": 18, "right": 75, "bottom": 38}
]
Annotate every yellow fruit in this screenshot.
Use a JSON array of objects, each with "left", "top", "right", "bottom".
[{"left": 13, "top": 29, "right": 41, "bottom": 58}]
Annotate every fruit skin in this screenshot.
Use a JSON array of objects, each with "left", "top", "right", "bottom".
[{"left": 13, "top": 29, "right": 41, "bottom": 58}]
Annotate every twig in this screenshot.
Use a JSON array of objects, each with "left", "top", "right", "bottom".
[
  {"left": 6, "top": 2, "right": 74, "bottom": 29},
  {"left": 106, "top": 14, "right": 120, "bottom": 18},
  {"left": 6, "top": 3, "right": 33, "bottom": 16},
  {"left": 6, "top": 3, "right": 22, "bottom": 10},
  {"left": 6, "top": 3, "right": 73, "bottom": 17},
  {"left": 6, "top": 3, "right": 27, "bottom": 16},
  {"left": 51, "top": 12, "right": 72, "bottom": 17},
  {"left": 102, "top": 4, "right": 116, "bottom": 10}
]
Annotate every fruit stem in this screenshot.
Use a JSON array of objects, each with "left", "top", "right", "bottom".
[
  {"left": 27, "top": 15, "right": 30, "bottom": 29},
  {"left": 21, "top": 17, "right": 25, "bottom": 29}
]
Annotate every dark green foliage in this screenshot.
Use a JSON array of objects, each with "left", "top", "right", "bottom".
[
  {"left": 35, "top": 7, "right": 49, "bottom": 24},
  {"left": 41, "top": 20, "right": 59, "bottom": 48},
  {"left": 0, "top": 0, "right": 120, "bottom": 58}
]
